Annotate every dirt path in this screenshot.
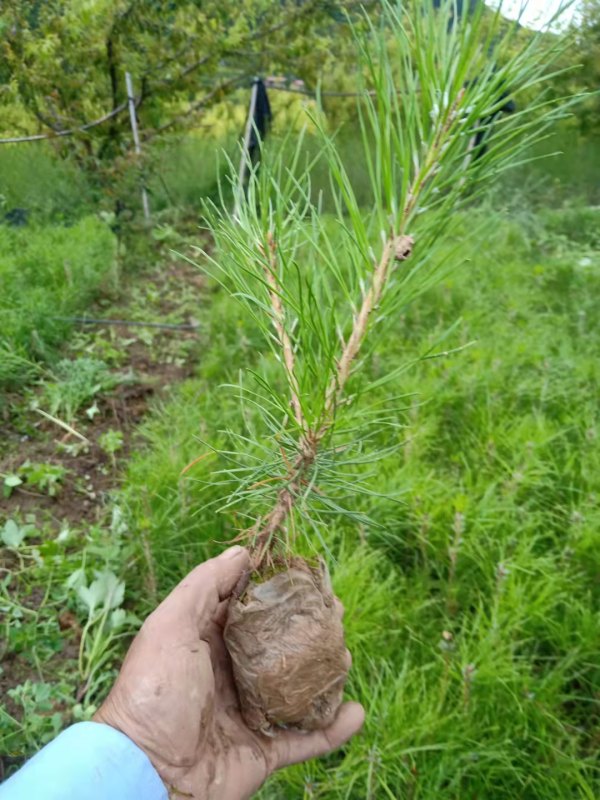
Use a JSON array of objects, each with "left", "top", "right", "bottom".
[{"left": 0, "top": 252, "right": 205, "bottom": 528}]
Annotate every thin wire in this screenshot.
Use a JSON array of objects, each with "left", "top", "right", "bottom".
[
  {"left": 265, "top": 81, "right": 379, "bottom": 98},
  {"left": 0, "top": 101, "right": 129, "bottom": 145},
  {"left": 52, "top": 317, "right": 200, "bottom": 331}
]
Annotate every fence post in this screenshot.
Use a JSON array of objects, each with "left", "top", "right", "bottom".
[
  {"left": 234, "top": 78, "right": 259, "bottom": 221},
  {"left": 125, "top": 71, "right": 151, "bottom": 222}
]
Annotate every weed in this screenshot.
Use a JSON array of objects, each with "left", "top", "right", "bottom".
[
  {"left": 6, "top": 681, "right": 68, "bottom": 749},
  {"left": 18, "top": 462, "right": 68, "bottom": 497},
  {"left": 41, "top": 357, "right": 116, "bottom": 421},
  {"left": 2, "top": 475, "right": 23, "bottom": 499},
  {"left": 66, "top": 566, "right": 139, "bottom": 700},
  {"left": 0, "top": 504, "right": 139, "bottom": 769},
  {"left": 1, "top": 519, "right": 34, "bottom": 549},
  {"left": 98, "top": 430, "right": 124, "bottom": 470}
]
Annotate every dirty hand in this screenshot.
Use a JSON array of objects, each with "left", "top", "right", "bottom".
[{"left": 93, "top": 546, "right": 364, "bottom": 800}]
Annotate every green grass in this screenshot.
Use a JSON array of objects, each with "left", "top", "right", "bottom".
[
  {"left": 1, "top": 122, "right": 597, "bottom": 225},
  {"left": 0, "top": 217, "right": 117, "bottom": 389},
  {"left": 520, "top": 129, "right": 600, "bottom": 208},
  {"left": 147, "top": 134, "right": 238, "bottom": 213},
  {"left": 109, "top": 205, "right": 599, "bottom": 797}
]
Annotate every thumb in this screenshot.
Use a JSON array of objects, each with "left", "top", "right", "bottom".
[
  {"left": 209, "top": 545, "right": 251, "bottom": 600},
  {"left": 273, "top": 701, "right": 365, "bottom": 769},
  {"left": 151, "top": 546, "right": 250, "bottom": 629}
]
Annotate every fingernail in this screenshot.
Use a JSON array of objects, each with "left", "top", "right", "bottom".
[{"left": 220, "top": 545, "right": 244, "bottom": 560}]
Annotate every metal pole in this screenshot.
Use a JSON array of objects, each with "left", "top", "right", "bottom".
[
  {"left": 125, "top": 71, "right": 150, "bottom": 222},
  {"left": 234, "top": 78, "right": 259, "bottom": 221}
]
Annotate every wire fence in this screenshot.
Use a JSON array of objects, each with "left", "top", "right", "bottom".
[
  {"left": 0, "top": 77, "right": 372, "bottom": 146},
  {"left": 0, "top": 73, "right": 375, "bottom": 224}
]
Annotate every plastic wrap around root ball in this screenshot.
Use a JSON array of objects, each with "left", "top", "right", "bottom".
[{"left": 224, "top": 559, "right": 349, "bottom": 733}]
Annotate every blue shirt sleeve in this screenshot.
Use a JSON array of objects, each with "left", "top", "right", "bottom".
[{"left": 0, "top": 721, "right": 168, "bottom": 800}]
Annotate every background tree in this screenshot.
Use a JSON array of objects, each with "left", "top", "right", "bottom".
[
  {"left": 0, "top": 1, "right": 370, "bottom": 203},
  {"left": 574, "top": 0, "right": 600, "bottom": 133}
]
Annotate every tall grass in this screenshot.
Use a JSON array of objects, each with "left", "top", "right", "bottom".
[
  {"left": 147, "top": 134, "right": 238, "bottom": 212},
  {"left": 1, "top": 124, "right": 597, "bottom": 225},
  {"left": 0, "top": 145, "right": 96, "bottom": 223},
  {"left": 145, "top": 124, "right": 600, "bottom": 218},
  {"left": 495, "top": 127, "right": 600, "bottom": 208}
]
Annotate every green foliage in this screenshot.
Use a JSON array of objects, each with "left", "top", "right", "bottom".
[
  {"left": 570, "top": 0, "right": 600, "bottom": 133},
  {"left": 1, "top": 519, "right": 34, "bottom": 549},
  {"left": 6, "top": 682, "right": 67, "bottom": 749},
  {"left": 98, "top": 430, "right": 125, "bottom": 455},
  {"left": 0, "top": 143, "right": 96, "bottom": 222},
  {"left": 2, "top": 475, "right": 23, "bottom": 499},
  {"left": 2, "top": 196, "right": 598, "bottom": 793},
  {"left": 503, "top": 128, "right": 600, "bottom": 207},
  {"left": 98, "top": 430, "right": 125, "bottom": 470},
  {"left": 540, "top": 205, "right": 600, "bottom": 248},
  {"left": 0, "top": 0, "right": 365, "bottom": 208},
  {"left": 534, "top": 1, "right": 600, "bottom": 137},
  {"left": 0, "top": 217, "right": 117, "bottom": 388},
  {"left": 18, "top": 462, "right": 68, "bottom": 497},
  {"left": 0, "top": 506, "right": 139, "bottom": 764},
  {"left": 68, "top": 565, "right": 139, "bottom": 695},
  {"left": 42, "top": 357, "right": 117, "bottom": 421},
  {"left": 147, "top": 134, "right": 238, "bottom": 213}
]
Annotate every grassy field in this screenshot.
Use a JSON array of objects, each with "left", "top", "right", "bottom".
[
  {"left": 120, "top": 204, "right": 600, "bottom": 798},
  {"left": 0, "top": 218, "right": 117, "bottom": 390},
  {"left": 1, "top": 137, "right": 599, "bottom": 796}
]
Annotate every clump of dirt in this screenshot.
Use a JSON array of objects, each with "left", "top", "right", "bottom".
[{"left": 224, "top": 559, "right": 349, "bottom": 733}]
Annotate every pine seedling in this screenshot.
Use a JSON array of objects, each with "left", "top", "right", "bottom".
[{"left": 196, "top": 0, "right": 579, "bottom": 735}]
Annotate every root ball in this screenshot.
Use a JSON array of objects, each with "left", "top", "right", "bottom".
[{"left": 224, "top": 559, "right": 348, "bottom": 733}]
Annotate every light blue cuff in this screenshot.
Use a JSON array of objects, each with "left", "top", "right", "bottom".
[{"left": 0, "top": 721, "right": 168, "bottom": 800}]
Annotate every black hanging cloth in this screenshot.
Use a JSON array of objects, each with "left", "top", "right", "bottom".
[{"left": 247, "top": 78, "right": 272, "bottom": 164}]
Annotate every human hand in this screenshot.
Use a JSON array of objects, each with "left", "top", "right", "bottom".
[{"left": 94, "top": 546, "right": 364, "bottom": 799}]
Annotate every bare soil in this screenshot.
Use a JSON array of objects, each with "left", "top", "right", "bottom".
[{"left": 0, "top": 258, "right": 204, "bottom": 528}]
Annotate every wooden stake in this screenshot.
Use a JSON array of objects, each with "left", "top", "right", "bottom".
[{"left": 125, "top": 71, "right": 150, "bottom": 222}]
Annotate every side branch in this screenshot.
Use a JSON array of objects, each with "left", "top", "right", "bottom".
[
  {"left": 0, "top": 101, "right": 129, "bottom": 145},
  {"left": 259, "top": 232, "right": 305, "bottom": 430},
  {"left": 251, "top": 439, "right": 318, "bottom": 567}
]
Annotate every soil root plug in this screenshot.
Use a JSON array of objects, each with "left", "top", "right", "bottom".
[{"left": 224, "top": 559, "right": 349, "bottom": 733}]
